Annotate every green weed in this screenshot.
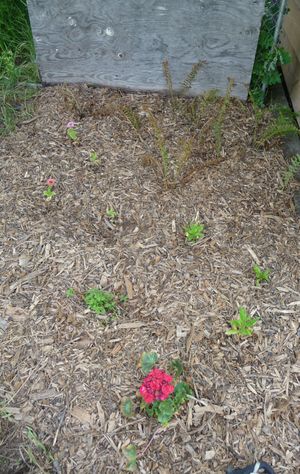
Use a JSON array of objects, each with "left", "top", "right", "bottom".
[
  {"left": 184, "top": 222, "right": 205, "bottom": 242},
  {"left": 106, "top": 208, "right": 118, "bottom": 219},
  {"left": 226, "top": 307, "right": 259, "bottom": 337},
  {"left": 282, "top": 154, "right": 300, "bottom": 189},
  {"left": 90, "top": 151, "right": 100, "bottom": 164},
  {"left": 253, "top": 264, "right": 270, "bottom": 286},
  {"left": 123, "top": 106, "right": 142, "bottom": 131},
  {"left": 84, "top": 288, "right": 117, "bottom": 315},
  {"left": 122, "top": 444, "right": 137, "bottom": 472},
  {"left": 66, "top": 287, "right": 75, "bottom": 297},
  {"left": 256, "top": 107, "right": 299, "bottom": 146},
  {"left": 213, "top": 78, "right": 234, "bottom": 156}
]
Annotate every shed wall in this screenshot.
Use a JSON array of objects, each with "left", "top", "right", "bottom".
[
  {"left": 281, "top": 0, "right": 300, "bottom": 123},
  {"left": 27, "top": 0, "right": 265, "bottom": 100}
]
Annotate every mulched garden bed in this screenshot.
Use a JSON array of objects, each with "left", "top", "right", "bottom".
[{"left": 0, "top": 85, "right": 299, "bottom": 474}]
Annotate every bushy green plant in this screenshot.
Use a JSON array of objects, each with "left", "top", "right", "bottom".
[
  {"left": 184, "top": 222, "right": 205, "bottom": 242},
  {"left": 250, "top": 0, "right": 291, "bottom": 106},
  {"left": 226, "top": 307, "right": 259, "bottom": 337},
  {"left": 0, "top": 0, "right": 39, "bottom": 134},
  {"left": 84, "top": 288, "right": 117, "bottom": 315}
]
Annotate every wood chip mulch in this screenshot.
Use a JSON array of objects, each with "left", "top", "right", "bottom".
[{"left": 0, "top": 85, "right": 299, "bottom": 474}]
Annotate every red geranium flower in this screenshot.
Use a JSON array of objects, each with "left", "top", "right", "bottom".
[
  {"left": 140, "top": 368, "right": 174, "bottom": 404},
  {"left": 47, "top": 178, "right": 56, "bottom": 187}
]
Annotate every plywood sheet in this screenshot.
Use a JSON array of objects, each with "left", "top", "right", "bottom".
[{"left": 27, "top": 0, "right": 265, "bottom": 99}]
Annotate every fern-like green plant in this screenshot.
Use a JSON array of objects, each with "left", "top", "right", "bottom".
[
  {"left": 212, "top": 78, "right": 234, "bottom": 156},
  {"left": 282, "top": 154, "right": 300, "bottom": 188},
  {"left": 179, "top": 61, "right": 205, "bottom": 96},
  {"left": 123, "top": 106, "right": 141, "bottom": 131},
  {"left": 257, "top": 108, "right": 299, "bottom": 146},
  {"left": 148, "top": 111, "right": 170, "bottom": 180}
]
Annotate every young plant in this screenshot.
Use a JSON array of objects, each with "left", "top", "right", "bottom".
[
  {"left": 66, "top": 121, "right": 78, "bottom": 141},
  {"left": 123, "top": 106, "right": 141, "bottom": 131},
  {"left": 84, "top": 288, "right": 117, "bottom": 315},
  {"left": 184, "top": 222, "right": 205, "bottom": 243},
  {"left": 256, "top": 107, "right": 299, "bottom": 147},
  {"left": 90, "top": 151, "right": 100, "bottom": 164},
  {"left": 282, "top": 154, "right": 300, "bottom": 189},
  {"left": 106, "top": 207, "right": 118, "bottom": 219},
  {"left": 122, "top": 445, "right": 137, "bottom": 472},
  {"left": 253, "top": 264, "right": 270, "bottom": 286},
  {"left": 139, "top": 353, "right": 192, "bottom": 426},
  {"left": 226, "top": 307, "right": 259, "bottom": 337},
  {"left": 43, "top": 178, "right": 56, "bottom": 200},
  {"left": 66, "top": 287, "right": 75, "bottom": 297},
  {"left": 212, "top": 78, "right": 234, "bottom": 156},
  {"left": 148, "top": 111, "right": 170, "bottom": 181}
]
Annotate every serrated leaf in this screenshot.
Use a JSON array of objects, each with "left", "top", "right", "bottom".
[
  {"left": 140, "top": 352, "right": 158, "bottom": 374},
  {"left": 120, "top": 398, "right": 134, "bottom": 418}
]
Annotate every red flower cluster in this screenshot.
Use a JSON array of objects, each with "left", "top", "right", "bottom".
[{"left": 140, "top": 368, "right": 174, "bottom": 404}]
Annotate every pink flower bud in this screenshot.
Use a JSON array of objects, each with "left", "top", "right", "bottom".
[
  {"left": 66, "top": 121, "right": 76, "bottom": 129},
  {"left": 47, "top": 178, "right": 56, "bottom": 187}
]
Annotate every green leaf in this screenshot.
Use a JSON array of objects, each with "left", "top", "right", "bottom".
[
  {"left": 66, "top": 288, "right": 75, "bottom": 298},
  {"left": 225, "top": 329, "right": 239, "bottom": 336},
  {"left": 140, "top": 352, "right": 158, "bottom": 374},
  {"left": 67, "top": 128, "right": 78, "bottom": 141},
  {"left": 120, "top": 398, "right": 134, "bottom": 418},
  {"left": 123, "top": 445, "right": 137, "bottom": 472},
  {"left": 168, "top": 359, "right": 184, "bottom": 378},
  {"left": 157, "top": 398, "right": 174, "bottom": 425},
  {"left": 173, "top": 382, "right": 193, "bottom": 409}
]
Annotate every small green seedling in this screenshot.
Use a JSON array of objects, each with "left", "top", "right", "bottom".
[
  {"left": 119, "top": 294, "right": 129, "bottom": 304},
  {"left": 90, "top": 151, "right": 100, "bottom": 164},
  {"left": 226, "top": 307, "right": 259, "bottom": 337},
  {"left": 122, "top": 444, "right": 137, "bottom": 472},
  {"left": 84, "top": 288, "right": 117, "bottom": 315},
  {"left": 43, "top": 188, "right": 56, "bottom": 200},
  {"left": 184, "top": 222, "right": 205, "bottom": 242},
  {"left": 66, "top": 287, "right": 75, "bottom": 297},
  {"left": 253, "top": 264, "right": 270, "bottom": 286},
  {"left": 106, "top": 208, "right": 118, "bottom": 219},
  {"left": 67, "top": 128, "right": 78, "bottom": 141}
]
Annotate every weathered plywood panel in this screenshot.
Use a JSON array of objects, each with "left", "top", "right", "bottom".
[
  {"left": 281, "top": 0, "right": 300, "bottom": 124},
  {"left": 27, "top": 0, "right": 264, "bottom": 99}
]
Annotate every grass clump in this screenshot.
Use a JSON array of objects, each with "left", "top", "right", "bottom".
[{"left": 84, "top": 288, "right": 117, "bottom": 315}]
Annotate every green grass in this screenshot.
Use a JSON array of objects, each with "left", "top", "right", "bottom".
[{"left": 0, "top": 0, "right": 39, "bottom": 135}]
